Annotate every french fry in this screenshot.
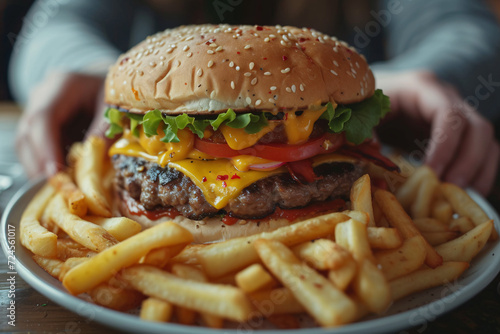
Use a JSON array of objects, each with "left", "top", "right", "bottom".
[
  {"left": 170, "top": 244, "right": 206, "bottom": 265},
  {"left": 353, "top": 258, "right": 392, "bottom": 313},
  {"left": 335, "top": 219, "right": 374, "bottom": 263},
  {"left": 367, "top": 227, "right": 402, "bottom": 249},
  {"left": 75, "top": 136, "right": 112, "bottom": 217},
  {"left": 449, "top": 216, "right": 475, "bottom": 234},
  {"left": 48, "top": 194, "right": 118, "bottom": 252},
  {"left": 431, "top": 199, "right": 453, "bottom": 224},
  {"left": 140, "top": 298, "right": 173, "bottom": 322},
  {"left": 335, "top": 219, "right": 391, "bottom": 313},
  {"left": 248, "top": 287, "right": 305, "bottom": 315},
  {"left": 440, "top": 183, "right": 497, "bottom": 240},
  {"left": 141, "top": 244, "right": 187, "bottom": 268},
  {"left": 20, "top": 184, "right": 58, "bottom": 258},
  {"left": 193, "top": 212, "right": 349, "bottom": 278},
  {"left": 57, "top": 238, "right": 96, "bottom": 260},
  {"left": 120, "top": 265, "right": 253, "bottom": 322},
  {"left": 395, "top": 166, "right": 430, "bottom": 211},
  {"left": 32, "top": 255, "right": 64, "bottom": 278},
  {"left": 435, "top": 220, "right": 493, "bottom": 262},
  {"left": 350, "top": 175, "right": 375, "bottom": 227},
  {"left": 63, "top": 221, "right": 193, "bottom": 295},
  {"left": 343, "top": 210, "right": 369, "bottom": 225},
  {"left": 49, "top": 172, "right": 87, "bottom": 217},
  {"left": 85, "top": 216, "right": 142, "bottom": 241},
  {"left": 374, "top": 189, "right": 443, "bottom": 268},
  {"left": 375, "top": 236, "right": 426, "bottom": 281},
  {"left": 372, "top": 200, "right": 383, "bottom": 225},
  {"left": 292, "top": 239, "right": 352, "bottom": 270},
  {"left": 328, "top": 260, "right": 357, "bottom": 291},
  {"left": 413, "top": 218, "right": 449, "bottom": 232},
  {"left": 254, "top": 239, "right": 357, "bottom": 327},
  {"left": 171, "top": 264, "right": 224, "bottom": 328},
  {"left": 58, "top": 257, "right": 89, "bottom": 280},
  {"left": 235, "top": 263, "right": 277, "bottom": 293},
  {"left": 390, "top": 262, "right": 469, "bottom": 301},
  {"left": 410, "top": 168, "right": 439, "bottom": 219},
  {"left": 88, "top": 283, "right": 144, "bottom": 311},
  {"left": 421, "top": 231, "right": 459, "bottom": 246}
]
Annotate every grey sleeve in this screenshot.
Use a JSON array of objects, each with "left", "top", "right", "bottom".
[
  {"left": 370, "top": 0, "right": 500, "bottom": 121},
  {"left": 8, "top": 0, "right": 140, "bottom": 104}
]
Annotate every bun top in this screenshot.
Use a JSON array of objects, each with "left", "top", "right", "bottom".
[{"left": 105, "top": 24, "right": 375, "bottom": 115}]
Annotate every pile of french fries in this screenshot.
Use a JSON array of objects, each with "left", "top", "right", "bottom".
[{"left": 19, "top": 137, "right": 497, "bottom": 329}]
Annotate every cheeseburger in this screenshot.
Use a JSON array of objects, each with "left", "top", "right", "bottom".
[{"left": 104, "top": 24, "right": 397, "bottom": 242}]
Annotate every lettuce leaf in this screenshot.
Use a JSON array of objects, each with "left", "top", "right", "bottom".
[
  {"left": 322, "top": 89, "right": 391, "bottom": 145},
  {"left": 104, "top": 89, "right": 390, "bottom": 144}
]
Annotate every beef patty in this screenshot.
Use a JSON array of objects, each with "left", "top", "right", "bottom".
[{"left": 112, "top": 154, "right": 365, "bottom": 220}]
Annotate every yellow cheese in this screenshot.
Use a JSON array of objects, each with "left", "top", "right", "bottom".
[
  {"left": 220, "top": 123, "right": 277, "bottom": 150},
  {"left": 283, "top": 106, "right": 327, "bottom": 144},
  {"left": 168, "top": 159, "right": 286, "bottom": 209}
]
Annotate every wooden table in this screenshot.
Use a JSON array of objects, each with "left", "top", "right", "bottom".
[{"left": 1, "top": 102, "right": 500, "bottom": 333}]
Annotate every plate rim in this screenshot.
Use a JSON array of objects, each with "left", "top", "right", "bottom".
[{"left": 2, "top": 179, "right": 500, "bottom": 334}]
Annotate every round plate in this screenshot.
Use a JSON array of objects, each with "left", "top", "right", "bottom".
[{"left": 2, "top": 179, "right": 500, "bottom": 333}]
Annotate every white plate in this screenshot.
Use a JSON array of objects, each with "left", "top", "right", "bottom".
[{"left": 2, "top": 179, "right": 500, "bottom": 333}]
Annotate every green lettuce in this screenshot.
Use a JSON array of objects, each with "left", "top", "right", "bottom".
[
  {"left": 104, "top": 89, "right": 390, "bottom": 144},
  {"left": 322, "top": 89, "right": 391, "bottom": 145}
]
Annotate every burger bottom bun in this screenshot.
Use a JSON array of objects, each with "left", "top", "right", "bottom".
[{"left": 113, "top": 190, "right": 294, "bottom": 244}]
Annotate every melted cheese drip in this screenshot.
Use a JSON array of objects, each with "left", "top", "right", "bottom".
[
  {"left": 231, "top": 155, "right": 277, "bottom": 172},
  {"left": 220, "top": 123, "right": 277, "bottom": 150},
  {"left": 284, "top": 106, "right": 327, "bottom": 144},
  {"left": 168, "top": 160, "right": 286, "bottom": 209}
]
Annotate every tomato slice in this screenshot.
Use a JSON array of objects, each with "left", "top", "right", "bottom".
[
  {"left": 194, "top": 133, "right": 345, "bottom": 162},
  {"left": 287, "top": 159, "right": 316, "bottom": 183}
]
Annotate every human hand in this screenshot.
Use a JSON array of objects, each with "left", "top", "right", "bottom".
[
  {"left": 16, "top": 71, "right": 105, "bottom": 178},
  {"left": 374, "top": 70, "right": 499, "bottom": 195}
]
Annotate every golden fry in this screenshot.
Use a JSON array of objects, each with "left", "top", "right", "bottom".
[
  {"left": 350, "top": 175, "right": 375, "bottom": 227},
  {"left": 140, "top": 298, "right": 173, "bottom": 322},
  {"left": 85, "top": 216, "right": 142, "bottom": 241},
  {"left": 293, "top": 239, "right": 352, "bottom": 270},
  {"left": 20, "top": 184, "right": 58, "bottom": 258},
  {"left": 375, "top": 236, "right": 426, "bottom": 281},
  {"left": 49, "top": 172, "right": 87, "bottom": 217},
  {"left": 367, "top": 227, "right": 403, "bottom": 249}
]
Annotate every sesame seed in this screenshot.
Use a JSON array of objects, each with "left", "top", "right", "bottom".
[
  {"left": 361, "top": 87, "right": 365, "bottom": 96},
  {"left": 281, "top": 67, "right": 291, "bottom": 74},
  {"left": 352, "top": 68, "right": 357, "bottom": 74},
  {"left": 229, "top": 61, "right": 234, "bottom": 67},
  {"left": 197, "top": 68, "right": 203, "bottom": 77},
  {"left": 251, "top": 77, "right": 258, "bottom": 85},
  {"left": 207, "top": 50, "right": 214, "bottom": 54},
  {"left": 264, "top": 72, "right": 271, "bottom": 76},
  {"left": 210, "top": 90, "right": 216, "bottom": 99},
  {"left": 159, "top": 61, "right": 164, "bottom": 66},
  {"left": 333, "top": 46, "right": 338, "bottom": 53},
  {"left": 356, "top": 62, "right": 360, "bottom": 68},
  {"left": 330, "top": 69, "right": 338, "bottom": 76},
  {"left": 231, "top": 81, "right": 235, "bottom": 89},
  {"left": 300, "top": 84, "right": 304, "bottom": 91},
  {"left": 270, "top": 86, "right": 277, "bottom": 91},
  {"left": 291, "top": 84, "right": 296, "bottom": 93},
  {"left": 177, "top": 60, "right": 181, "bottom": 67},
  {"left": 208, "top": 60, "right": 214, "bottom": 68},
  {"left": 187, "top": 52, "right": 193, "bottom": 57},
  {"left": 244, "top": 72, "right": 251, "bottom": 77},
  {"left": 216, "top": 46, "right": 223, "bottom": 52},
  {"left": 280, "top": 40, "right": 287, "bottom": 46},
  {"left": 264, "top": 37, "right": 270, "bottom": 42},
  {"left": 286, "top": 87, "right": 292, "bottom": 92},
  {"left": 150, "top": 62, "right": 156, "bottom": 67},
  {"left": 235, "top": 66, "right": 240, "bottom": 71},
  {"left": 209, "top": 43, "right": 217, "bottom": 47},
  {"left": 268, "top": 98, "right": 274, "bottom": 103},
  {"left": 269, "top": 34, "right": 276, "bottom": 38},
  {"left": 255, "top": 99, "right": 262, "bottom": 106},
  {"left": 166, "top": 48, "right": 173, "bottom": 53},
  {"left": 244, "top": 45, "right": 251, "bottom": 49},
  {"left": 249, "top": 62, "right": 255, "bottom": 70},
  {"left": 246, "top": 97, "right": 252, "bottom": 105},
  {"left": 333, "top": 60, "right": 339, "bottom": 67},
  {"left": 186, "top": 36, "right": 194, "bottom": 41},
  {"left": 159, "top": 56, "right": 165, "bottom": 60},
  {"left": 154, "top": 49, "right": 159, "bottom": 55},
  {"left": 183, "top": 45, "right": 189, "bottom": 51}
]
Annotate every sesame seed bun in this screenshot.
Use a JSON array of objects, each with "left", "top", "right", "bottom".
[{"left": 105, "top": 24, "right": 375, "bottom": 114}]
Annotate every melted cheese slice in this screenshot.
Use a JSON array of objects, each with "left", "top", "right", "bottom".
[
  {"left": 168, "top": 159, "right": 286, "bottom": 209},
  {"left": 284, "top": 105, "right": 327, "bottom": 144},
  {"left": 220, "top": 123, "right": 277, "bottom": 150}
]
